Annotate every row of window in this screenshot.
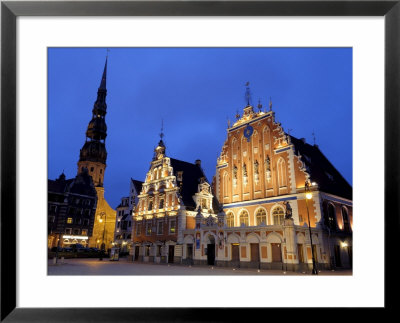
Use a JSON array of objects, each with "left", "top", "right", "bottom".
[
  {"left": 135, "top": 220, "right": 176, "bottom": 236},
  {"left": 225, "top": 207, "right": 285, "bottom": 227},
  {"left": 64, "top": 228, "right": 88, "bottom": 235},
  {"left": 117, "top": 220, "right": 131, "bottom": 230},
  {"left": 66, "top": 217, "right": 90, "bottom": 225},
  {"left": 67, "top": 207, "right": 92, "bottom": 217}
]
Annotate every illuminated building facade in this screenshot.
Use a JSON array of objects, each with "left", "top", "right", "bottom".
[
  {"left": 129, "top": 93, "right": 352, "bottom": 271},
  {"left": 47, "top": 170, "right": 97, "bottom": 248},
  {"left": 204, "top": 93, "right": 353, "bottom": 270},
  {"left": 130, "top": 134, "right": 220, "bottom": 264},
  {"left": 76, "top": 57, "right": 116, "bottom": 250}
]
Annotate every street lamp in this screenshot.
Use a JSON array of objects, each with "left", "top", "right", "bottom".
[
  {"left": 305, "top": 181, "right": 318, "bottom": 275},
  {"left": 99, "top": 212, "right": 107, "bottom": 261}
]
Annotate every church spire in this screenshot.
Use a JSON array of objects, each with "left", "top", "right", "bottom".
[
  {"left": 77, "top": 57, "right": 109, "bottom": 187},
  {"left": 99, "top": 56, "right": 107, "bottom": 90}
]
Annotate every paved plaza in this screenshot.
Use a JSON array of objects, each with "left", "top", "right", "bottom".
[{"left": 48, "top": 258, "right": 352, "bottom": 276}]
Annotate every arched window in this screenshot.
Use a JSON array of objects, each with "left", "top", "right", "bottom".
[
  {"left": 226, "top": 211, "right": 235, "bottom": 227},
  {"left": 256, "top": 208, "right": 267, "bottom": 225},
  {"left": 159, "top": 199, "right": 164, "bottom": 209},
  {"left": 326, "top": 203, "right": 337, "bottom": 230},
  {"left": 272, "top": 206, "right": 285, "bottom": 225},
  {"left": 277, "top": 158, "right": 287, "bottom": 187},
  {"left": 239, "top": 210, "right": 249, "bottom": 226},
  {"left": 148, "top": 201, "right": 153, "bottom": 211},
  {"left": 342, "top": 207, "right": 350, "bottom": 231}
]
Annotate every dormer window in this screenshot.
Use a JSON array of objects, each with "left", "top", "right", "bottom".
[{"left": 177, "top": 171, "right": 183, "bottom": 181}]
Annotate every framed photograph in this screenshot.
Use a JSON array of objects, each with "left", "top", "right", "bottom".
[{"left": 1, "top": 0, "right": 398, "bottom": 321}]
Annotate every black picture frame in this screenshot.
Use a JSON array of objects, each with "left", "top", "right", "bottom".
[{"left": 1, "top": 0, "right": 398, "bottom": 321}]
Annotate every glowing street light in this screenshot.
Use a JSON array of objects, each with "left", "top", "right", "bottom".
[
  {"left": 305, "top": 181, "right": 318, "bottom": 275},
  {"left": 99, "top": 212, "right": 107, "bottom": 261}
]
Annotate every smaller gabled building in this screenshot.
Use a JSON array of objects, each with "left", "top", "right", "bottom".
[{"left": 131, "top": 136, "right": 219, "bottom": 264}]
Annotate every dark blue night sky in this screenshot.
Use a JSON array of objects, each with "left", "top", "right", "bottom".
[{"left": 48, "top": 47, "right": 352, "bottom": 208}]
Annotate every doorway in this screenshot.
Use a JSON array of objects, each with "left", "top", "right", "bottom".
[
  {"left": 187, "top": 244, "right": 193, "bottom": 264},
  {"left": 334, "top": 245, "right": 342, "bottom": 267},
  {"left": 250, "top": 243, "right": 260, "bottom": 262},
  {"left": 134, "top": 246, "right": 139, "bottom": 261},
  {"left": 271, "top": 243, "right": 282, "bottom": 262},
  {"left": 297, "top": 244, "right": 304, "bottom": 263},
  {"left": 207, "top": 235, "right": 215, "bottom": 265},
  {"left": 168, "top": 245, "right": 175, "bottom": 263}
]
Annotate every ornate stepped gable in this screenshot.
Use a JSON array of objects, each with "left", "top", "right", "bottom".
[
  {"left": 216, "top": 100, "right": 352, "bottom": 203},
  {"left": 134, "top": 140, "right": 218, "bottom": 219}
]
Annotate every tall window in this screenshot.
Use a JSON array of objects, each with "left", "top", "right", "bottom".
[
  {"left": 223, "top": 172, "right": 229, "bottom": 197},
  {"left": 239, "top": 210, "right": 249, "bottom": 226},
  {"left": 67, "top": 217, "right": 73, "bottom": 224},
  {"left": 342, "top": 207, "right": 351, "bottom": 231},
  {"left": 272, "top": 207, "right": 285, "bottom": 225},
  {"left": 169, "top": 220, "right": 176, "bottom": 234},
  {"left": 326, "top": 203, "right": 337, "bottom": 230},
  {"left": 157, "top": 221, "right": 163, "bottom": 235},
  {"left": 226, "top": 212, "right": 234, "bottom": 227},
  {"left": 148, "top": 201, "right": 153, "bottom": 211},
  {"left": 136, "top": 223, "right": 142, "bottom": 236},
  {"left": 256, "top": 208, "right": 267, "bottom": 226},
  {"left": 277, "top": 158, "right": 287, "bottom": 187},
  {"left": 146, "top": 222, "right": 152, "bottom": 236},
  {"left": 159, "top": 199, "right": 164, "bottom": 209}
]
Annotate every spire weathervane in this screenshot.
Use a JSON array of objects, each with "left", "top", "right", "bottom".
[
  {"left": 257, "top": 99, "right": 262, "bottom": 112},
  {"left": 245, "top": 82, "right": 251, "bottom": 106},
  {"left": 312, "top": 131, "right": 316, "bottom": 145},
  {"left": 269, "top": 97, "right": 272, "bottom": 111}
]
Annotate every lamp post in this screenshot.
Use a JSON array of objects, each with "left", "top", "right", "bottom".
[
  {"left": 99, "top": 212, "right": 106, "bottom": 261},
  {"left": 305, "top": 181, "right": 318, "bottom": 275}
]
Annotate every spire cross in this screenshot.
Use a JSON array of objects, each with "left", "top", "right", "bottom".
[
  {"left": 312, "top": 131, "right": 316, "bottom": 145},
  {"left": 269, "top": 97, "right": 272, "bottom": 111},
  {"left": 106, "top": 48, "right": 110, "bottom": 58},
  {"left": 160, "top": 119, "right": 164, "bottom": 140}
]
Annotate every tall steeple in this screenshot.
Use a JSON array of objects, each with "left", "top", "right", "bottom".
[{"left": 77, "top": 57, "right": 109, "bottom": 187}]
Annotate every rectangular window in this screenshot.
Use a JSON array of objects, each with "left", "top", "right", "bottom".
[
  {"left": 169, "top": 220, "right": 176, "bottom": 234},
  {"left": 65, "top": 228, "right": 72, "bottom": 234},
  {"left": 146, "top": 223, "right": 152, "bottom": 236},
  {"left": 67, "top": 217, "right": 73, "bottom": 224},
  {"left": 83, "top": 219, "right": 89, "bottom": 226},
  {"left": 49, "top": 205, "right": 57, "bottom": 213},
  {"left": 136, "top": 223, "right": 142, "bottom": 236},
  {"left": 157, "top": 221, "right": 163, "bottom": 235},
  {"left": 117, "top": 222, "right": 120, "bottom": 228},
  {"left": 49, "top": 216, "right": 55, "bottom": 223},
  {"left": 76, "top": 218, "right": 82, "bottom": 224},
  {"left": 73, "top": 229, "right": 80, "bottom": 235},
  {"left": 81, "top": 229, "right": 88, "bottom": 236}
]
